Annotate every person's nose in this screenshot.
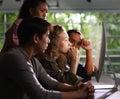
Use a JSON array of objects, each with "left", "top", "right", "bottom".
[
  {"left": 43, "top": 12, "right": 47, "bottom": 19},
  {"left": 48, "top": 38, "right": 50, "bottom": 44}
]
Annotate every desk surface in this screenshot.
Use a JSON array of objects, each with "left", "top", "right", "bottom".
[
  {"left": 106, "top": 91, "right": 120, "bottom": 99},
  {"left": 90, "top": 75, "right": 120, "bottom": 99}
]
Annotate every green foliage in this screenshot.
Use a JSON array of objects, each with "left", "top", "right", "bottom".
[
  {"left": 0, "top": 13, "right": 4, "bottom": 35},
  {"left": 0, "top": 13, "right": 4, "bottom": 21},
  {"left": 7, "top": 13, "right": 18, "bottom": 22},
  {"left": 0, "top": 39, "right": 4, "bottom": 50},
  {"left": 0, "top": 25, "right": 4, "bottom": 36}
]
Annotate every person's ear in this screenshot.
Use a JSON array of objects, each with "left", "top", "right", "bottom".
[
  {"left": 33, "top": 34, "right": 40, "bottom": 44},
  {"left": 29, "top": 8, "right": 34, "bottom": 16}
]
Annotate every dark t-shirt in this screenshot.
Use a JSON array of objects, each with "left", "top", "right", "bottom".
[{"left": 77, "top": 64, "right": 92, "bottom": 81}]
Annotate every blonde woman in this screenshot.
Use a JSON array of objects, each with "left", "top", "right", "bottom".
[{"left": 38, "top": 25, "right": 84, "bottom": 85}]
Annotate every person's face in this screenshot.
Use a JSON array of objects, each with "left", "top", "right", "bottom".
[
  {"left": 57, "top": 31, "right": 71, "bottom": 53},
  {"left": 31, "top": 2, "right": 48, "bottom": 19},
  {"left": 69, "top": 32, "right": 83, "bottom": 49},
  {"left": 36, "top": 30, "right": 50, "bottom": 53}
]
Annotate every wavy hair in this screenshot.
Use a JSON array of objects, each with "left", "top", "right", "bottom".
[{"left": 44, "top": 25, "right": 65, "bottom": 59}]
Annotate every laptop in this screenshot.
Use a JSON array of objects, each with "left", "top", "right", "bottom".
[{"left": 93, "top": 22, "right": 118, "bottom": 98}]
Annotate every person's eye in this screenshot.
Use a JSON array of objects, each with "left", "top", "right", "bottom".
[
  {"left": 69, "top": 39, "right": 75, "bottom": 43},
  {"left": 39, "top": 9, "right": 44, "bottom": 12},
  {"left": 64, "top": 38, "right": 68, "bottom": 41},
  {"left": 64, "top": 39, "right": 67, "bottom": 41}
]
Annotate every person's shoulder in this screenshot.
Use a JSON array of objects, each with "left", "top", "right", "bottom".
[
  {"left": 13, "top": 18, "right": 23, "bottom": 26},
  {"left": 0, "top": 48, "right": 22, "bottom": 63},
  {"left": 5, "top": 47, "right": 22, "bottom": 57},
  {"left": 5, "top": 18, "right": 23, "bottom": 36}
]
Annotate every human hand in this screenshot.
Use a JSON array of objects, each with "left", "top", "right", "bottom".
[
  {"left": 81, "top": 39, "right": 92, "bottom": 51},
  {"left": 85, "top": 82, "right": 94, "bottom": 95},
  {"left": 76, "top": 83, "right": 90, "bottom": 99},
  {"left": 77, "top": 81, "right": 94, "bottom": 96},
  {"left": 67, "top": 47, "right": 80, "bottom": 62},
  {"left": 94, "top": 65, "right": 99, "bottom": 72}
]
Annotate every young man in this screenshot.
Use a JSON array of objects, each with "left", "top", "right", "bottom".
[
  {"left": 67, "top": 29, "right": 94, "bottom": 80},
  {"left": 0, "top": 17, "right": 94, "bottom": 99}
]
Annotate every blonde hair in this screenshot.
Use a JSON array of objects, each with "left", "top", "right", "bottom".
[
  {"left": 37, "top": 25, "right": 67, "bottom": 70},
  {"left": 44, "top": 25, "right": 65, "bottom": 59}
]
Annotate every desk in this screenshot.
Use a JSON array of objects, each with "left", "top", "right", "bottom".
[
  {"left": 106, "top": 91, "right": 120, "bottom": 99},
  {"left": 90, "top": 75, "right": 120, "bottom": 99}
]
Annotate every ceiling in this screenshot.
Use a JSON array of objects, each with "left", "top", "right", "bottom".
[{"left": 0, "top": 0, "right": 120, "bottom": 13}]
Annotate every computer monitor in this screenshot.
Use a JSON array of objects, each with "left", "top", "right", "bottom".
[
  {"left": 94, "top": 22, "right": 106, "bottom": 82},
  {"left": 93, "top": 23, "right": 118, "bottom": 98}
]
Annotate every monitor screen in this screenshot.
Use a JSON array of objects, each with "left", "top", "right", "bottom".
[{"left": 94, "top": 22, "right": 106, "bottom": 82}]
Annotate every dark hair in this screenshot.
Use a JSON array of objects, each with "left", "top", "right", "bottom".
[
  {"left": 17, "top": 17, "right": 50, "bottom": 45},
  {"left": 18, "top": 0, "right": 47, "bottom": 19},
  {"left": 67, "top": 29, "right": 81, "bottom": 36}
]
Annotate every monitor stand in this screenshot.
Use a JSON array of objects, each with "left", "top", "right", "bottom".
[
  {"left": 106, "top": 53, "right": 118, "bottom": 89},
  {"left": 93, "top": 53, "right": 118, "bottom": 99}
]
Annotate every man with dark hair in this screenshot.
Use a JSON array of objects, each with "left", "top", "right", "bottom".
[{"left": 67, "top": 29, "right": 95, "bottom": 80}]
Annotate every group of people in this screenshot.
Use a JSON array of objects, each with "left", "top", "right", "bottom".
[{"left": 0, "top": 0, "right": 96, "bottom": 99}]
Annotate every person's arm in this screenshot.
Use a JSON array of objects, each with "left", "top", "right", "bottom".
[
  {"left": 4, "top": 51, "right": 94, "bottom": 99},
  {"left": 36, "top": 58, "right": 94, "bottom": 99},
  {"left": 6, "top": 53, "right": 62, "bottom": 99},
  {"left": 81, "top": 39, "right": 93, "bottom": 75},
  {"left": 57, "top": 81, "right": 94, "bottom": 99},
  {"left": 67, "top": 47, "right": 80, "bottom": 74},
  {"left": 85, "top": 48, "right": 93, "bottom": 75}
]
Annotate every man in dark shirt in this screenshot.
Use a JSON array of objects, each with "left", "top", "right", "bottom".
[{"left": 67, "top": 29, "right": 95, "bottom": 80}]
